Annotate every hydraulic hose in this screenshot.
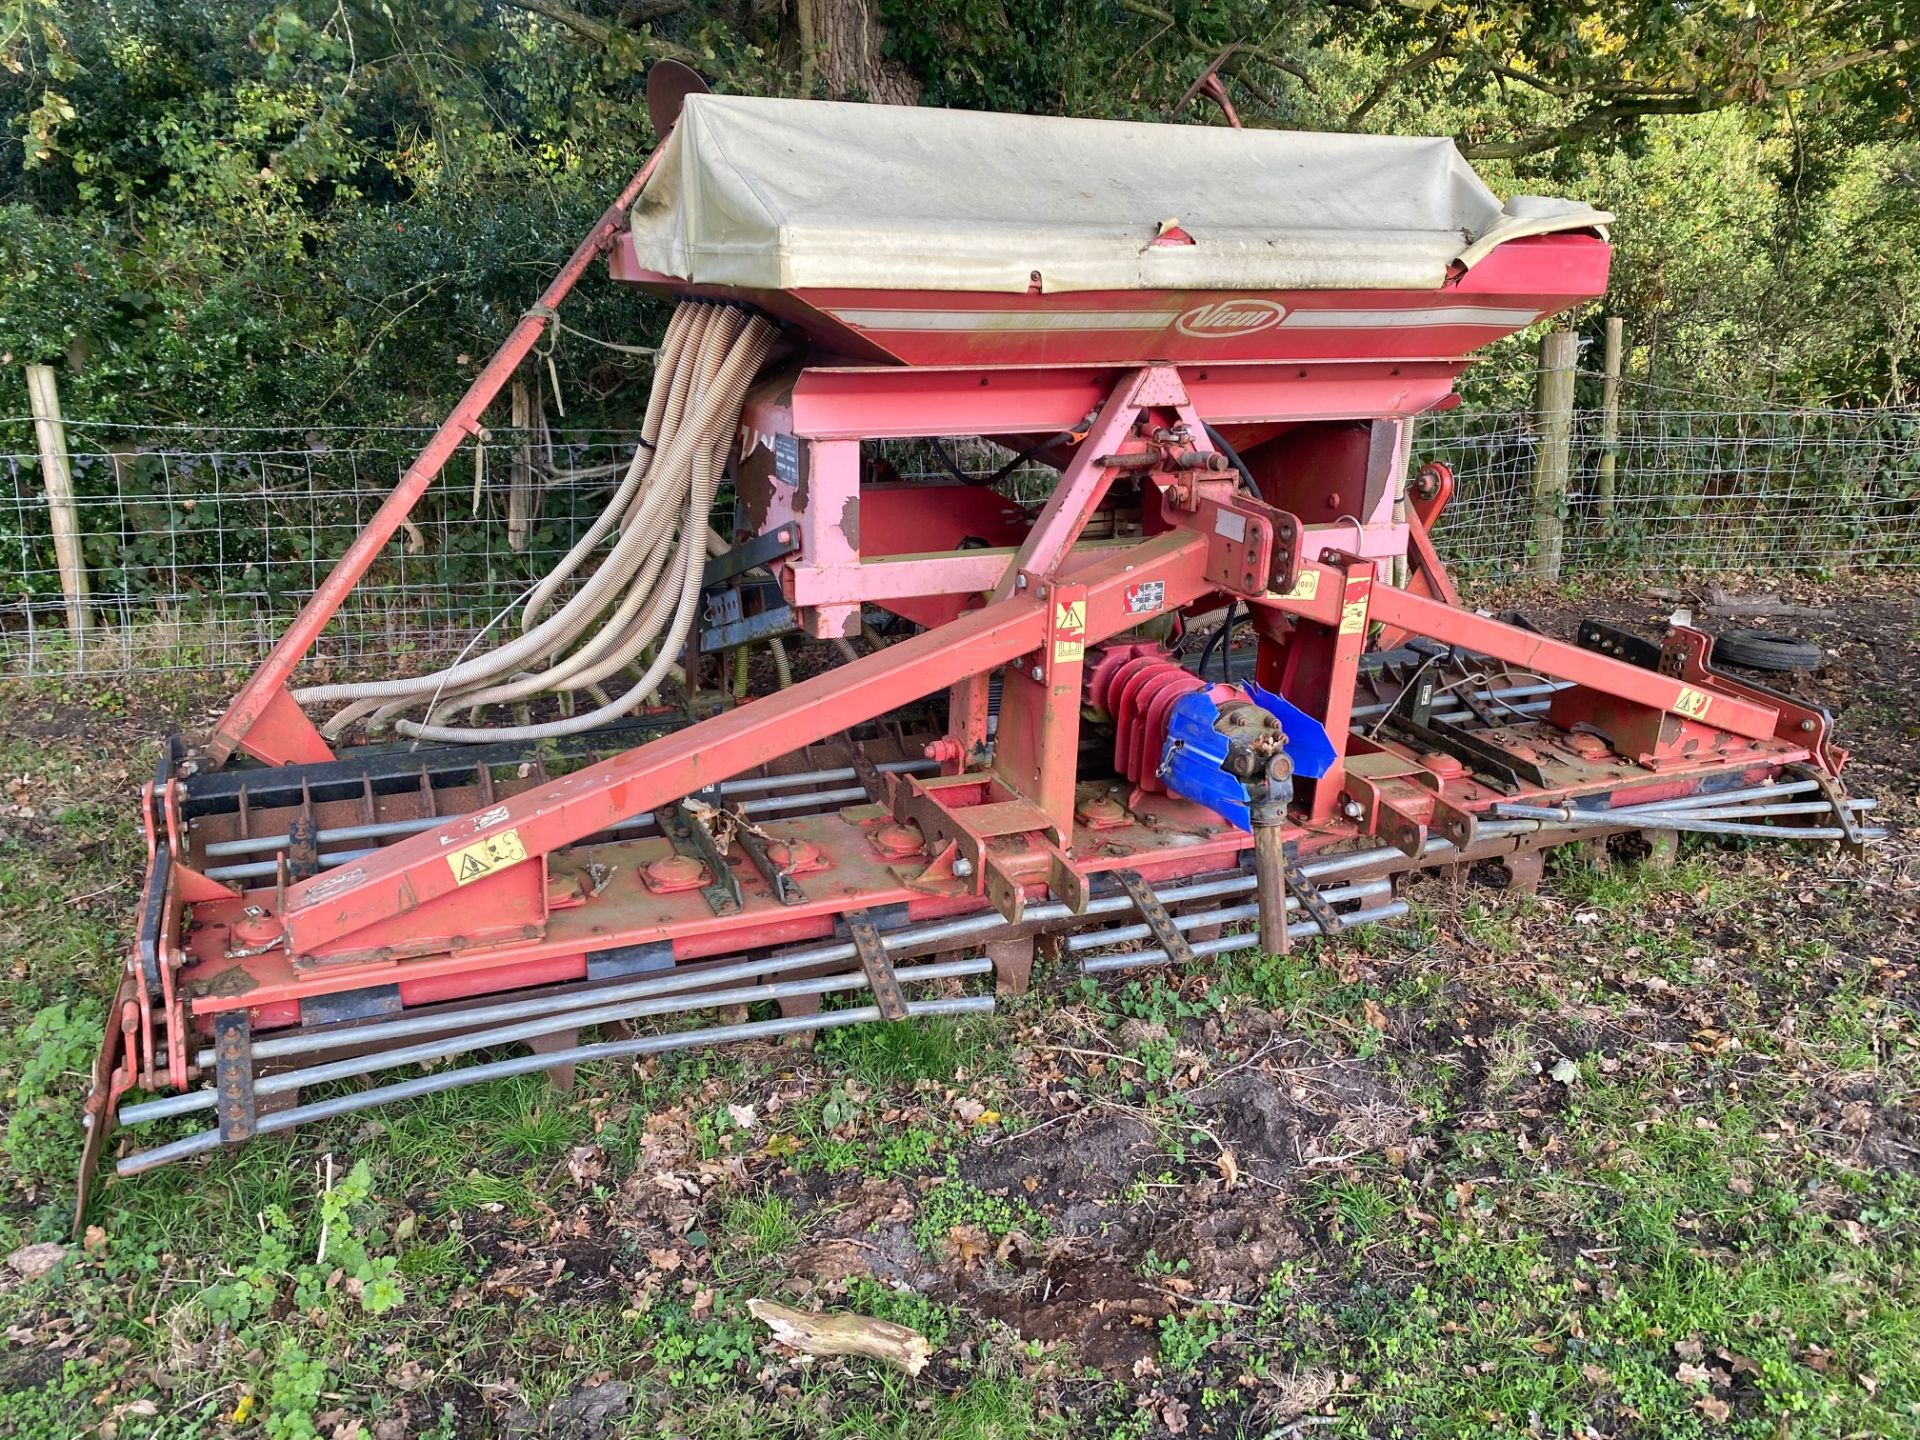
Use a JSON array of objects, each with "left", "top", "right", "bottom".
[{"left": 291, "top": 300, "right": 776, "bottom": 742}]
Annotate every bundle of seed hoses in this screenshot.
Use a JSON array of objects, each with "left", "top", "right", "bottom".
[{"left": 294, "top": 301, "right": 777, "bottom": 743}]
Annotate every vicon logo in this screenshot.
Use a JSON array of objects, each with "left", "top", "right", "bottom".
[{"left": 1175, "top": 298, "right": 1287, "bottom": 338}]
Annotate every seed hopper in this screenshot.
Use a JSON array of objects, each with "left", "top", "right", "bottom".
[{"left": 77, "top": 71, "right": 1878, "bottom": 1222}]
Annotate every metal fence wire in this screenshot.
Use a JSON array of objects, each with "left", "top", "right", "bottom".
[{"left": 1, "top": 395, "right": 1916, "bottom": 679}]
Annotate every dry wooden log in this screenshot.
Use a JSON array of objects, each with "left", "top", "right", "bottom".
[
  {"left": 1702, "top": 583, "right": 1830, "bottom": 619},
  {"left": 747, "top": 1298, "right": 933, "bottom": 1376}
]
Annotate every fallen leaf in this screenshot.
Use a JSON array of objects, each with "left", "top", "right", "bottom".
[
  {"left": 1162, "top": 1396, "right": 1191, "bottom": 1434},
  {"left": 1696, "top": 1396, "right": 1730, "bottom": 1424},
  {"left": 727, "top": 1104, "right": 757, "bottom": 1130},
  {"left": 646, "top": 1248, "right": 683, "bottom": 1274},
  {"left": 1217, "top": 1146, "right": 1240, "bottom": 1189},
  {"left": 1676, "top": 1362, "right": 1711, "bottom": 1387},
  {"left": 1361, "top": 998, "right": 1388, "bottom": 1031}
]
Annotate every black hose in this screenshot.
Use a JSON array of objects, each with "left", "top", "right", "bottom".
[
  {"left": 1203, "top": 422, "right": 1259, "bottom": 496},
  {"left": 1197, "top": 598, "right": 1240, "bottom": 681}
]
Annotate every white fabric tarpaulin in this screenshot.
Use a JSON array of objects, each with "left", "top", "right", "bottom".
[{"left": 627, "top": 94, "right": 1611, "bottom": 296}]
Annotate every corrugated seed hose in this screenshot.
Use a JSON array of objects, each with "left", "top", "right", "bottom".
[{"left": 291, "top": 301, "right": 777, "bottom": 743}]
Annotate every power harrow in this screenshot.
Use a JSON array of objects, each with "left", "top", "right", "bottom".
[{"left": 77, "top": 70, "right": 1878, "bottom": 1223}]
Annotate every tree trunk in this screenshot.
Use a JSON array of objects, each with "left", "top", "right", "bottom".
[{"left": 793, "top": 0, "right": 919, "bottom": 104}]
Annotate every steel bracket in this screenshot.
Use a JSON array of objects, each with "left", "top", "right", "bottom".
[
  {"left": 845, "top": 909, "right": 909, "bottom": 1021},
  {"left": 735, "top": 822, "right": 807, "bottom": 905},
  {"left": 1113, "top": 869, "right": 1197, "bottom": 968},
  {"left": 1284, "top": 858, "right": 1346, "bottom": 938},
  {"left": 1788, "top": 763, "right": 1869, "bottom": 859},
  {"left": 213, "top": 1010, "right": 256, "bottom": 1145},
  {"left": 655, "top": 800, "right": 743, "bottom": 916}
]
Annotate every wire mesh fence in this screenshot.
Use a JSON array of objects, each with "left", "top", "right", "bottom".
[
  {"left": 2, "top": 391, "right": 1917, "bottom": 680},
  {"left": 1422, "top": 383, "right": 1920, "bottom": 577}
]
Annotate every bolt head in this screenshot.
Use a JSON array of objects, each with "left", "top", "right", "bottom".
[{"left": 1031, "top": 666, "right": 1045, "bottom": 682}]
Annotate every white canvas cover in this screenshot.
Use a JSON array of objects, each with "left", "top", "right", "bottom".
[{"left": 627, "top": 94, "right": 1610, "bottom": 295}]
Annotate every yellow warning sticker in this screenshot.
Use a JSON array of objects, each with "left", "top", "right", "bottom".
[
  {"left": 1269, "top": 570, "right": 1320, "bottom": 602},
  {"left": 1052, "top": 598, "right": 1086, "bottom": 663},
  {"left": 447, "top": 827, "right": 527, "bottom": 885},
  {"left": 1673, "top": 686, "right": 1711, "bottom": 719},
  {"left": 1339, "top": 598, "right": 1369, "bottom": 635}
]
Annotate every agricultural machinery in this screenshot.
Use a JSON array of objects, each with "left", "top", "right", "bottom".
[{"left": 77, "top": 70, "right": 1876, "bottom": 1222}]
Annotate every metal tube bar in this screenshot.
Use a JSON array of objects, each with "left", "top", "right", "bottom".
[
  {"left": 1491, "top": 779, "right": 1824, "bottom": 827},
  {"left": 1492, "top": 805, "right": 1877, "bottom": 841},
  {"left": 1348, "top": 682, "right": 1568, "bottom": 721},
  {"left": 116, "top": 996, "right": 993, "bottom": 1176},
  {"left": 1628, "top": 799, "right": 1872, "bottom": 822},
  {"left": 192, "top": 866, "right": 1274, "bottom": 1070},
  {"left": 1064, "top": 879, "right": 1391, "bottom": 952},
  {"left": 128, "top": 956, "right": 989, "bottom": 1126},
  {"left": 1082, "top": 899, "right": 1410, "bottom": 974}
]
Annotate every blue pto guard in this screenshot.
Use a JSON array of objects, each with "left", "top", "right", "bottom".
[{"left": 1160, "top": 682, "right": 1334, "bottom": 830}]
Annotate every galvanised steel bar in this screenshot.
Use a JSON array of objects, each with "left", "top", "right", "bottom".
[
  {"left": 1082, "top": 899, "right": 1411, "bottom": 973},
  {"left": 1491, "top": 805, "right": 1879, "bottom": 841},
  {"left": 1568, "top": 780, "right": 1819, "bottom": 814},
  {"left": 1615, "top": 800, "right": 1873, "bottom": 822},
  {"left": 1348, "top": 682, "right": 1568, "bottom": 720},
  {"left": 193, "top": 865, "right": 1291, "bottom": 1069},
  {"left": 1063, "top": 879, "right": 1392, "bottom": 952},
  {"left": 117, "top": 996, "right": 994, "bottom": 1175},
  {"left": 126, "top": 955, "right": 990, "bottom": 1126},
  {"left": 1491, "top": 781, "right": 1864, "bottom": 828}
]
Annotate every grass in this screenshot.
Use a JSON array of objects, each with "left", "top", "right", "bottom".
[{"left": 1, "top": 652, "right": 1917, "bottom": 1439}]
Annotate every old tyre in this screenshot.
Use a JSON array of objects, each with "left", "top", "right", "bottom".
[{"left": 1712, "top": 628, "right": 1823, "bottom": 673}]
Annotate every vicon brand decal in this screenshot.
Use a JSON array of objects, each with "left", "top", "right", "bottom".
[{"left": 1175, "top": 298, "right": 1287, "bottom": 338}]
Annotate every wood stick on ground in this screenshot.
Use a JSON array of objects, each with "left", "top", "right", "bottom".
[{"left": 747, "top": 1298, "right": 933, "bottom": 1376}]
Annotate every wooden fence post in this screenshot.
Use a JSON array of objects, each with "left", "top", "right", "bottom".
[
  {"left": 507, "top": 375, "right": 536, "bottom": 553},
  {"left": 24, "top": 364, "right": 92, "bottom": 647},
  {"left": 1595, "top": 316, "right": 1623, "bottom": 530},
  {"left": 1530, "top": 330, "right": 1578, "bottom": 580}
]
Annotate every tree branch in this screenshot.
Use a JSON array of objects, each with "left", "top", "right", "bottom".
[
  {"left": 1347, "top": 37, "right": 1448, "bottom": 127},
  {"left": 499, "top": 0, "right": 614, "bottom": 45},
  {"left": 497, "top": 0, "right": 694, "bottom": 56},
  {"left": 1459, "top": 34, "right": 1915, "bottom": 159}
]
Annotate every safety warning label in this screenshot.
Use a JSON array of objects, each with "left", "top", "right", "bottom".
[{"left": 447, "top": 827, "right": 528, "bottom": 885}]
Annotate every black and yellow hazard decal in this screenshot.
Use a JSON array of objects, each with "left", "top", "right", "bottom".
[{"left": 447, "top": 828, "right": 527, "bottom": 885}]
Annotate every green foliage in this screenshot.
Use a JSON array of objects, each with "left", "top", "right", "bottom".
[
  {"left": 203, "top": 1158, "right": 404, "bottom": 1326},
  {"left": 0, "top": 0, "right": 1914, "bottom": 443},
  {"left": 263, "top": 1340, "right": 328, "bottom": 1440},
  {"left": 910, "top": 1160, "right": 1048, "bottom": 1258},
  {"left": 2, "top": 1000, "right": 100, "bottom": 1192}
]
